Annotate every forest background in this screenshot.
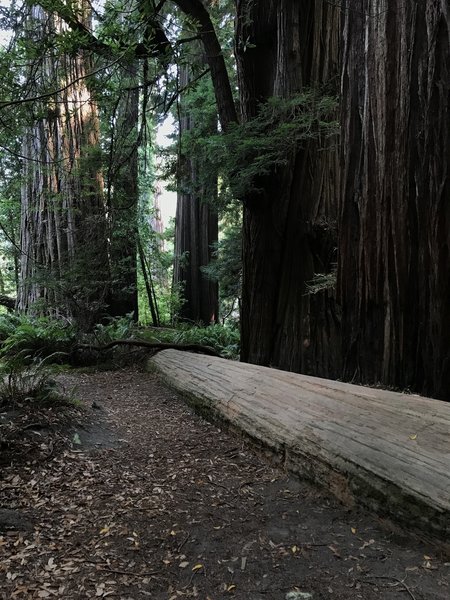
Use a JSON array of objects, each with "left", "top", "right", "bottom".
[{"left": 0, "top": 0, "right": 448, "bottom": 400}]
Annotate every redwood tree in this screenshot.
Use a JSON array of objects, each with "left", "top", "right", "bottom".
[
  {"left": 167, "top": 0, "right": 340, "bottom": 374},
  {"left": 173, "top": 62, "right": 219, "bottom": 325},
  {"left": 235, "top": 0, "right": 341, "bottom": 375},
  {"left": 338, "top": 0, "right": 450, "bottom": 398},
  {"left": 19, "top": 5, "right": 110, "bottom": 329},
  {"left": 105, "top": 62, "right": 140, "bottom": 319}
]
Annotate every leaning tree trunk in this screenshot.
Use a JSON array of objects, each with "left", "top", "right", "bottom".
[
  {"left": 19, "top": 5, "right": 110, "bottom": 329},
  {"left": 173, "top": 62, "right": 219, "bottom": 325},
  {"left": 338, "top": 0, "right": 450, "bottom": 399},
  {"left": 236, "top": 0, "right": 341, "bottom": 376}
]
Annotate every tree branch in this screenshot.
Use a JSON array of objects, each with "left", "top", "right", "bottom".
[
  {"left": 38, "top": 0, "right": 171, "bottom": 61},
  {"left": 75, "top": 339, "right": 222, "bottom": 357},
  {"left": 172, "top": 0, "right": 238, "bottom": 130},
  {"left": 0, "top": 59, "right": 122, "bottom": 111},
  {"left": 24, "top": 0, "right": 236, "bottom": 132}
]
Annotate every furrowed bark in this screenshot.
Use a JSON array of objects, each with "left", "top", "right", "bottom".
[
  {"left": 237, "top": 0, "right": 341, "bottom": 376},
  {"left": 173, "top": 61, "right": 219, "bottom": 325},
  {"left": 338, "top": 0, "right": 450, "bottom": 399},
  {"left": 19, "top": 5, "right": 110, "bottom": 329}
]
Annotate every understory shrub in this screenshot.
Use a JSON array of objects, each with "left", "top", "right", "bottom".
[
  {"left": 0, "top": 315, "right": 76, "bottom": 363},
  {"left": 142, "top": 323, "right": 240, "bottom": 359},
  {"left": 0, "top": 314, "right": 239, "bottom": 376},
  {"left": 90, "top": 314, "right": 138, "bottom": 345},
  {"left": 0, "top": 356, "right": 67, "bottom": 409},
  {"left": 0, "top": 314, "right": 21, "bottom": 342}
]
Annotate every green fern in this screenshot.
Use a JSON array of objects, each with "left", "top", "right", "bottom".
[
  {"left": 0, "top": 357, "right": 68, "bottom": 409},
  {"left": 0, "top": 315, "right": 76, "bottom": 364},
  {"left": 142, "top": 323, "right": 240, "bottom": 359}
]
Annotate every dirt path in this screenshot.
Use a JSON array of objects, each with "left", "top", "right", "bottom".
[{"left": 1, "top": 368, "right": 449, "bottom": 599}]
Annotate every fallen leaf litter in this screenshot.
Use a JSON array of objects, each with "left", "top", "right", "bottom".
[{"left": 1, "top": 367, "right": 448, "bottom": 599}]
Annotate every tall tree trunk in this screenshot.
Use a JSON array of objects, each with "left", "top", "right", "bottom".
[
  {"left": 236, "top": 0, "right": 341, "bottom": 376},
  {"left": 19, "top": 5, "right": 110, "bottom": 329},
  {"left": 338, "top": 0, "right": 450, "bottom": 399},
  {"left": 173, "top": 63, "right": 219, "bottom": 325},
  {"left": 106, "top": 62, "right": 139, "bottom": 319}
]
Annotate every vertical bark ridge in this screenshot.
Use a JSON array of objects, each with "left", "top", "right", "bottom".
[
  {"left": 173, "top": 62, "right": 219, "bottom": 325},
  {"left": 238, "top": 0, "right": 341, "bottom": 377},
  {"left": 19, "top": 5, "right": 110, "bottom": 328},
  {"left": 338, "top": 0, "right": 450, "bottom": 398},
  {"left": 107, "top": 61, "right": 139, "bottom": 319}
]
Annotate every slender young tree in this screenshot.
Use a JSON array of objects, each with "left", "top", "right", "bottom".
[{"left": 338, "top": 0, "right": 450, "bottom": 398}]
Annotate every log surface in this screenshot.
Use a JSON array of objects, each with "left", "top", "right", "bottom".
[{"left": 149, "top": 350, "right": 450, "bottom": 541}]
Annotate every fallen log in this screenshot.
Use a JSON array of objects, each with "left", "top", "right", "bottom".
[
  {"left": 75, "top": 339, "right": 221, "bottom": 357},
  {"left": 149, "top": 350, "right": 450, "bottom": 545}
]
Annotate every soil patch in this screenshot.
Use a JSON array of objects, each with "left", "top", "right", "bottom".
[
  {"left": 0, "top": 387, "right": 83, "bottom": 470},
  {"left": 1, "top": 367, "right": 449, "bottom": 599}
]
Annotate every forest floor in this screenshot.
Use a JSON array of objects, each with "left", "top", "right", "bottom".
[{"left": 0, "top": 365, "right": 449, "bottom": 600}]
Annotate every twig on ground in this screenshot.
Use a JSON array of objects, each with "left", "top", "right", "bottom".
[
  {"left": 21, "top": 422, "right": 45, "bottom": 431},
  {"left": 85, "top": 559, "right": 158, "bottom": 578},
  {"left": 208, "top": 480, "right": 231, "bottom": 492},
  {"left": 301, "top": 542, "right": 333, "bottom": 547},
  {"left": 239, "top": 480, "right": 255, "bottom": 491},
  {"left": 363, "top": 575, "right": 416, "bottom": 600},
  {"left": 177, "top": 531, "right": 190, "bottom": 552}
]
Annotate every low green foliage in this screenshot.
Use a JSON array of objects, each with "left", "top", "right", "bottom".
[
  {"left": 0, "top": 314, "right": 21, "bottom": 342},
  {"left": 0, "top": 314, "right": 240, "bottom": 381},
  {"left": 91, "top": 314, "right": 137, "bottom": 345},
  {"left": 0, "top": 317, "right": 72, "bottom": 411},
  {"left": 0, "top": 356, "right": 67, "bottom": 409},
  {"left": 201, "top": 218, "right": 242, "bottom": 325},
  {"left": 0, "top": 315, "right": 76, "bottom": 363},
  {"left": 143, "top": 323, "right": 240, "bottom": 359},
  {"left": 305, "top": 270, "right": 337, "bottom": 295}
]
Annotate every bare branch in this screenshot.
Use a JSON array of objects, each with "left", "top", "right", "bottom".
[
  {"left": 0, "top": 58, "right": 122, "bottom": 111},
  {"left": 75, "top": 339, "right": 222, "bottom": 357}
]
